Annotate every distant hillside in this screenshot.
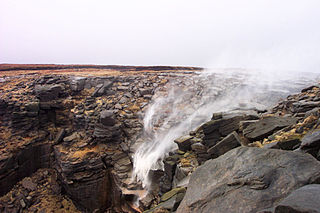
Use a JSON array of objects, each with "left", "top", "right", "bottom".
[{"left": 0, "top": 64, "right": 203, "bottom": 72}]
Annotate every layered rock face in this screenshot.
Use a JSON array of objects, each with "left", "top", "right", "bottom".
[{"left": 0, "top": 69, "right": 198, "bottom": 212}]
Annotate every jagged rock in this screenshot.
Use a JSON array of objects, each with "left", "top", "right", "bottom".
[
  {"left": 207, "top": 131, "right": 241, "bottom": 158},
  {"left": 202, "top": 113, "right": 258, "bottom": 147},
  {"left": 34, "top": 84, "right": 64, "bottom": 101},
  {"left": 174, "top": 135, "right": 193, "bottom": 152},
  {"left": 202, "top": 112, "right": 258, "bottom": 136},
  {"left": 54, "top": 129, "right": 65, "bottom": 144},
  {"left": 243, "top": 116, "right": 298, "bottom": 141},
  {"left": 100, "top": 110, "right": 116, "bottom": 126},
  {"left": 177, "top": 147, "right": 320, "bottom": 213}
]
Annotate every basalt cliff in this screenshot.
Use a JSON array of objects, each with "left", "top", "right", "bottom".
[{"left": 0, "top": 65, "right": 320, "bottom": 213}]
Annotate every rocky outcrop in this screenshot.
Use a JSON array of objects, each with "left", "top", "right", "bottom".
[
  {"left": 54, "top": 145, "right": 111, "bottom": 211},
  {"left": 177, "top": 147, "right": 320, "bottom": 213},
  {"left": 0, "top": 141, "right": 53, "bottom": 196}
]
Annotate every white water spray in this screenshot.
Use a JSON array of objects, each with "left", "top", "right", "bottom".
[{"left": 132, "top": 69, "right": 320, "bottom": 190}]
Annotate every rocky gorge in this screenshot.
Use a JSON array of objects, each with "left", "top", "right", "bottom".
[{"left": 0, "top": 65, "right": 320, "bottom": 213}]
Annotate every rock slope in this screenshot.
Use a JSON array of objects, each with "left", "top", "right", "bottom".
[{"left": 151, "top": 84, "right": 320, "bottom": 213}]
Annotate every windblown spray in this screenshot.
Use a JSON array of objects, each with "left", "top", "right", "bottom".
[{"left": 132, "top": 69, "right": 319, "bottom": 190}]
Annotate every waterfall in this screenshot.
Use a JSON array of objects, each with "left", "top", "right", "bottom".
[{"left": 132, "top": 69, "right": 319, "bottom": 190}]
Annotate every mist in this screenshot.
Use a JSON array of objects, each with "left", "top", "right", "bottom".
[{"left": 1, "top": 0, "right": 320, "bottom": 70}]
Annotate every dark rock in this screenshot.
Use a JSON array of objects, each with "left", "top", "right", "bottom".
[
  {"left": 92, "top": 81, "right": 113, "bottom": 97},
  {"left": 263, "top": 139, "right": 301, "bottom": 150},
  {"left": 301, "top": 130, "right": 320, "bottom": 149},
  {"left": 301, "top": 85, "right": 319, "bottom": 93},
  {"left": 207, "top": 131, "right": 241, "bottom": 158},
  {"left": 25, "top": 102, "right": 39, "bottom": 112},
  {"left": 21, "top": 179, "right": 37, "bottom": 191},
  {"left": 139, "top": 88, "right": 153, "bottom": 96},
  {"left": 274, "top": 184, "right": 320, "bottom": 213},
  {"left": 177, "top": 147, "right": 320, "bottom": 213},
  {"left": 211, "top": 112, "right": 222, "bottom": 120},
  {"left": 202, "top": 113, "right": 258, "bottom": 137},
  {"left": 299, "top": 130, "right": 320, "bottom": 157},
  {"left": 63, "top": 132, "right": 78, "bottom": 143},
  {"left": 0, "top": 143, "right": 52, "bottom": 196},
  {"left": 54, "top": 146, "right": 111, "bottom": 211},
  {"left": 174, "top": 135, "right": 193, "bottom": 152},
  {"left": 34, "top": 84, "right": 63, "bottom": 101},
  {"left": 100, "top": 110, "right": 116, "bottom": 126},
  {"left": 295, "top": 126, "right": 304, "bottom": 134},
  {"left": 191, "top": 142, "right": 206, "bottom": 154},
  {"left": 292, "top": 101, "right": 320, "bottom": 113},
  {"left": 54, "top": 129, "right": 65, "bottom": 144},
  {"left": 243, "top": 116, "right": 298, "bottom": 141},
  {"left": 239, "top": 120, "right": 257, "bottom": 132},
  {"left": 172, "top": 166, "right": 188, "bottom": 188}
]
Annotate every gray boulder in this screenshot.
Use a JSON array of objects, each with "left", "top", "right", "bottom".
[
  {"left": 177, "top": 147, "right": 320, "bottom": 213},
  {"left": 34, "top": 84, "right": 63, "bottom": 101}
]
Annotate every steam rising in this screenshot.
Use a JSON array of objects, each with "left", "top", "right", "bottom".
[{"left": 132, "top": 69, "right": 320, "bottom": 189}]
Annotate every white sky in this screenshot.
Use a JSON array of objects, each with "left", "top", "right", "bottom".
[{"left": 1, "top": 0, "right": 320, "bottom": 71}]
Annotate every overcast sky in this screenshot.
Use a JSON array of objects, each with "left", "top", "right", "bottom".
[{"left": 1, "top": 0, "right": 320, "bottom": 71}]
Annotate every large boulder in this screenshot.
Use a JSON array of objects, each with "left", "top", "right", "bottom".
[{"left": 177, "top": 147, "right": 320, "bottom": 213}]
